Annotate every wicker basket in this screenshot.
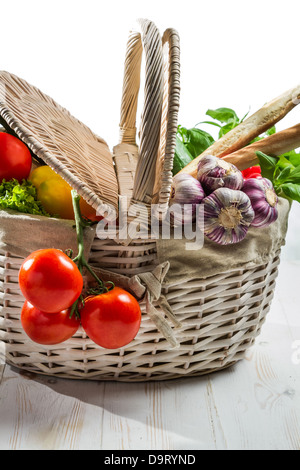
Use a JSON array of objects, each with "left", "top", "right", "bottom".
[{"left": 0, "top": 19, "right": 288, "bottom": 381}]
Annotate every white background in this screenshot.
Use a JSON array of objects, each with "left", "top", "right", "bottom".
[{"left": 1, "top": 0, "right": 299, "bottom": 258}]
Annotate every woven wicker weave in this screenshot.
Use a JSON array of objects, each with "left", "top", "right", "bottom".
[
  {"left": 0, "top": 249, "right": 280, "bottom": 381},
  {"left": 0, "top": 19, "right": 285, "bottom": 381}
]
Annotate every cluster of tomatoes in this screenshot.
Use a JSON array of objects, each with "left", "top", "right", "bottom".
[
  {"left": 0, "top": 131, "right": 142, "bottom": 349},
  {"left": 18, "top": 248, "right": 142, "bottom": 348}
]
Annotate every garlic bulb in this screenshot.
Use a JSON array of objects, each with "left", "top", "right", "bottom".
[
  {"left": 201, "top": 188, "right": 254, "bottom": 245},
  {"left": 169, "top": 173, "right": 205, "bottom": 224},
  {"left": 242, "top": 177, "right": 278, "bottom": 227},
  {"left": 197, "top": 155, "right": 244, "bottom": 194}
]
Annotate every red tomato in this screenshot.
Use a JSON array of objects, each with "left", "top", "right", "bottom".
[
  {"left": 21, "top": 301, "right": 80, "bottom": 345},
  {"left": 19, "top": 248, "right": 83, "bottom": 313},
  {"left": 242, "top": 166, "right": 262, "bottom": 180},
  {"left": 79, "top": 197, "right": 104, "bottom": 222},
  {"left": 80, "top": 287, "right": 141, "bottom": 349},
  {"left": 0, "top": 132, "right": 32, "bottom": 182}
]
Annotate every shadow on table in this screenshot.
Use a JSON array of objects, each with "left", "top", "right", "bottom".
[
  {"left": 10, "top": 362, "right": 237, "bottom": 408},
  {"left": 7, "top": 362, "right": 240, "bottom": 449}
]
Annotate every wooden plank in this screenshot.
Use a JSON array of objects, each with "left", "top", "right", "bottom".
[
  {"left": 0, "top": 367, "right": 106, "bottom": 450},
  {"left": 207, "top": 261, "right": 300, "bottom": 450},
  {"left": 99, "top": 377, "right": 218, "bottom": 450}
]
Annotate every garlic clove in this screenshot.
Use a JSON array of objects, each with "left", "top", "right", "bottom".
[
  {"left": 169, "top": 173, "right": 205, "bottom": 224},
  {"left": 201, "top": 187, "right": 254, "bottom": 245},
  {"left": 242, "top": 177, "right": 278, "bottom": 228},
  {"left": 197, "top": 155, "right": 244, "bottom": 194}
]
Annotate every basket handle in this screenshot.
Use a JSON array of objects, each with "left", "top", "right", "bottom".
[{"left": 118, "top": 19, "right": 180, "bottom": 212}]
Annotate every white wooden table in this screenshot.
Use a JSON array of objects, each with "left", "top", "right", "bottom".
[{"left": 0, "top": 257, "right": 299, "bottom": 451}]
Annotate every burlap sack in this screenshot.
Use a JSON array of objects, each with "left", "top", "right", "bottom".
[
  {"left": 156, "top": 197, "right": 291, "bottom": 285},
  {"left": 0, "top": 208, "right": 96, "bottom": 259}
]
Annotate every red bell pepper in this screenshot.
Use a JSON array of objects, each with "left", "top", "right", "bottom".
[{"left": 242, "top": 166, "right": 262, "bottom": 180}]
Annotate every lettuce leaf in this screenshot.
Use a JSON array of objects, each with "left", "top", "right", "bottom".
[{"left": 0, "top": 179, "right": 50, "bottom": 216}]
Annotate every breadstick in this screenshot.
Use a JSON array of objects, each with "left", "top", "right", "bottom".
[
  {"left": 179, "top": 84, "right": 300, "bottom": 178},
  {"left": 223, "top": 123, "right": 300, "bottom": 170}
]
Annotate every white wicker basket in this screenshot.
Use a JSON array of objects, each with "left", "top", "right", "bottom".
[
  {"left": 0, "top": 19, "right": 288, "bottom": 381},
  {"left": 0, "top": 247, "right": 281, "bottom": 381}
]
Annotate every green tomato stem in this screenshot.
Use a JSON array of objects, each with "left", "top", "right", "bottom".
[
  {"left": 70, "top": 190, "right": 115, "bottom": 318},
  {"left": 71, "top": 190, "right": 103, "bottom": 284}
]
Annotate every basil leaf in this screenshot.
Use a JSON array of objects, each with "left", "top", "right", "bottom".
[
  {"left": 283, "top": 150, "right": 300, "bottom": 167},
  {"left": 278, "top": 155, "right": 294, "bottom": 169},
  {"left": 256, "top": 151, "right": 278, "bottom": 181},
  {"left": 177, "top": 125, "right": 190, "bottom": 145},
  {"left": 177, "top": 127, "right": 214, "bottom": 159},
  {"left": 280, "top": 183, "right": 300, "bottom": 203},
  {"left": 173, "top": 136, "right": 194, "bottom": 175},
  {"left": 285, "top": 164, "right": 300, "bottom": 184},
  {"left": 185, "top": 128, "right": 214, "bottom": 158},
  {"left": 275, "top": 165, "right": 293, "bottom": 184},
  {"left": 206, "top": 107, "right": 239, "bottom": 124},
  {"left": 194, "top": 120, "right": 222, "bottom": 129}
]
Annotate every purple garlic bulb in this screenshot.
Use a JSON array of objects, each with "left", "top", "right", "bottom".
[
  {"left": 201, "top": 187, "right": 254, "bottom": 245},
  {"left": 242, "top": 177, "right": 278, "bottom": 227},
  {"left": 197, "top": 155, "right": 244, "bottom": 194},
  {"left": 169, "top": 173, "right": 205, "bottom": 225}
]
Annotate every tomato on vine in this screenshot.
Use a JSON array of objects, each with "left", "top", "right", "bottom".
[
  {"left": 19, "top": 248, "right": 83, "bottom": 313},
  {"left": 21, "top": 301, "right": 80, "bottom": 345},
  {"left": 70, "top": 190, "right": 142, "bottom": 349},
  {"left": 18, "top": 190, "right": 142, "bottom": 349},
  {"left": 80, "top": 287, "right": 141, "bottom": 349}
]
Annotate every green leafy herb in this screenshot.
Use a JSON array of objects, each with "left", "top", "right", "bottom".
[
  {"left": 172, "top": 136, "right": 194, "bottom": 175},
  {"left": 0, "top": 179, "right": 51, "bottom": 216},
  {"left": 275, "top": 165, "right": 293, "bottom": 183},
  {"left": 280, "top": 149, "right": 300, "bottom": 167},
  {"left": 173, "top": 106, "right": 278, "bottom": 175},
  {"left": 256, "top": 150, "right": 300, "bottom": 203},
  {"left": 197, "top": 107, "right": 241, "bottom": 139},
  {"left": 177, "top": 125, "right": 214, "bottom": 159},
  {"left": 206, "top": 107, "right": 239, "bottom": 124},
  {"left": 286, "top": 166, "right": 300, "bottom": 183},
  {"left": 280, "top": 183, "right": 300, "bottom": 203},
  {"left": 256, "top": 151, "right": 279, "bottom": 181}
]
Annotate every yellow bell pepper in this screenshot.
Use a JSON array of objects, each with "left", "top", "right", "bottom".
[{"left": 29, "top": 166, "right": 100, "bottom": 221}]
